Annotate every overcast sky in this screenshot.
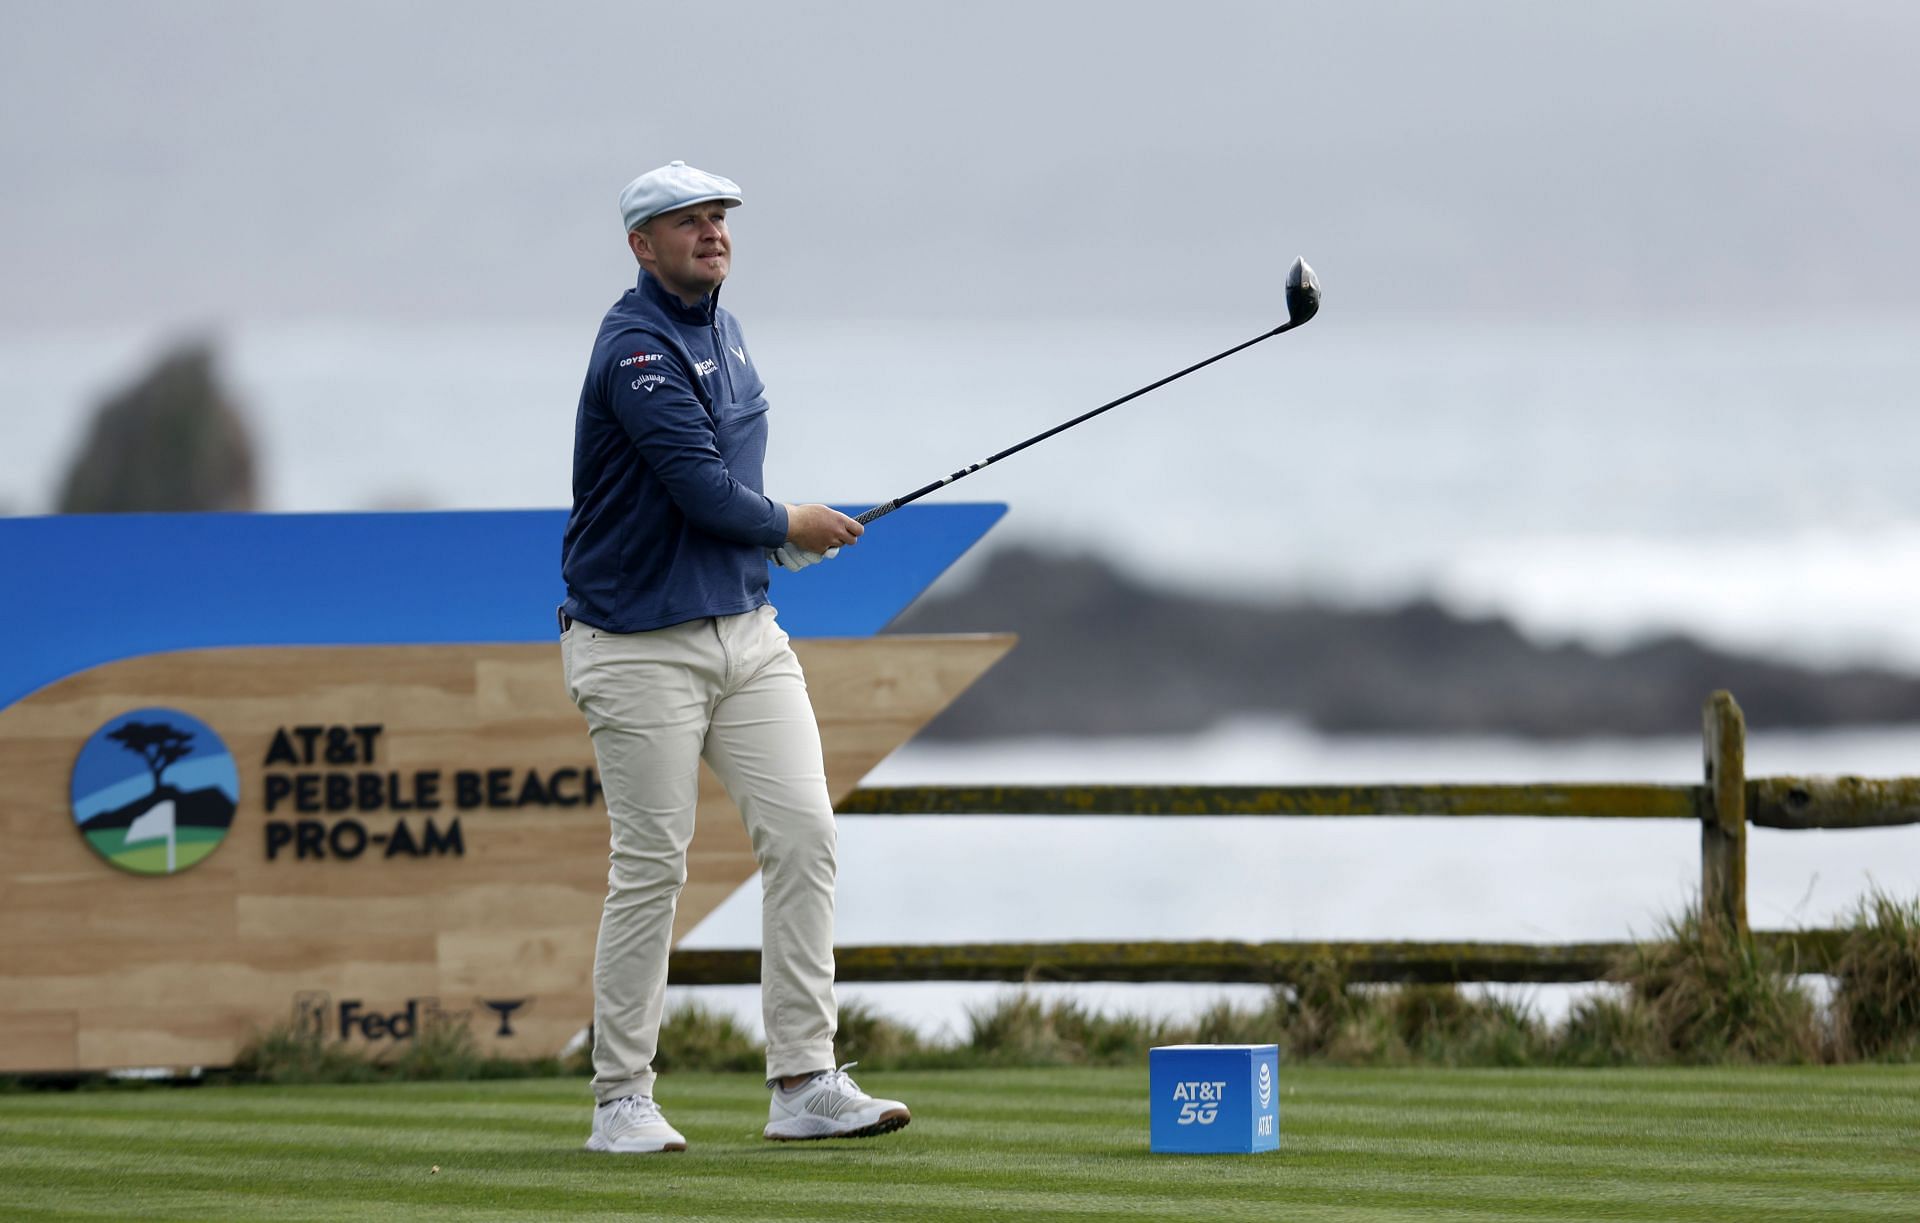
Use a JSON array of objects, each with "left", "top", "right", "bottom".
[{"left": 4, "top": 2, "right": 1918, "bottom": 331}]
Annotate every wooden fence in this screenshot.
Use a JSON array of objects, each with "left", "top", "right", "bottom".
[{"left": 668, "top": 691, "right": 1918, "bottom": 987}]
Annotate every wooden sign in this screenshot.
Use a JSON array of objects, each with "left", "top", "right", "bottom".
[{"left": 0, "top": 509, "right": 1011, "bottom": 1073}]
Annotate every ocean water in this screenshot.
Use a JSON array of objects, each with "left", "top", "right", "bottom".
[
  {"left": 8, "top": 311, "right": 1920, "bottom": 664},
  {"left": 6, "top": 313, "right": 1918, "bottom": 1037}
]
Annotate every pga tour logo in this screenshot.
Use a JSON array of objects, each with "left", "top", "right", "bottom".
[{"left": 1172, "top": 1079, "right": 1227, "bottom": 1126}]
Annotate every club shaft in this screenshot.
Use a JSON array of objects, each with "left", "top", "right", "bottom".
[{"left": 855, "top": 319, "right": 1298, "bottom": 526}]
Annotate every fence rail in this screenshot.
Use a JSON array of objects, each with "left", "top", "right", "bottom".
[
  {"left": 670, "top": 930, "right": 1849, "bottom": 988},
  {"left": 833, "top": 783, "right": 1701, "bottom": 820},
  {"left": 840, "top": 778, "right": 1920, "bottom": 830},
  {"left": 694, "top": 691, "right": 1911, "bottom": 989},
  {"left": 1748, "top": 776, "right": 1920, "bottom": 829}
]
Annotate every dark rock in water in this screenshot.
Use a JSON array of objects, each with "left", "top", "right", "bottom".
[
  {"left": 56, "top": 340, "right": 258, "bottom": 513},
  {"left": 80, "top": 786, "right": 237, "bottom": 833},
  {"left": 888, "top": 547, "right": 1920, "bottom": 739}
]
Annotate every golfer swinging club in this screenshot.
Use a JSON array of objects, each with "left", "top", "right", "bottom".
[{"left": 560, "top": 160, "right": 909, "bottom": 1152}]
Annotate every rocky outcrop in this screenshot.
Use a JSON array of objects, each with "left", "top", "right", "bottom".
[
  {"left": 889, "top": 547, "right": 1920, "bottom": 739},
  {"left": 57, "top": 341, "right": 257, "bottom": 513}
]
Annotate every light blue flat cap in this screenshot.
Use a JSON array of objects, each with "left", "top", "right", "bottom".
[{"left": 619, "top": 160, "right": 743, "bottom": 231}]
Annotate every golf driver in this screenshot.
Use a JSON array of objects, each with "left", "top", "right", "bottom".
[{"left": 853, "top": 256, "right": 1321, "bottom": 527}]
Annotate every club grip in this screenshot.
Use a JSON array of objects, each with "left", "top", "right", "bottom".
[{"left": 854, "top": 501, "right": 898, "bottom": 526}]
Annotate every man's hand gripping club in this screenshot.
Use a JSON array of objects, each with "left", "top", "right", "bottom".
[{"left": 773, "top": 503, "right": 863, "bottom": 572}]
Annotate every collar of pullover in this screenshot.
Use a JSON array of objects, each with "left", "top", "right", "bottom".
[{"left": 636, "top": 268, "right": 719, "bottom": 324}]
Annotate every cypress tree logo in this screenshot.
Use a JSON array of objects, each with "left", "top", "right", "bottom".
[{"left": 70, "top": 708, "right": 239, "bottom": 876}]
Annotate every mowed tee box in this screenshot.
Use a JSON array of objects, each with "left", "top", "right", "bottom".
[{"left": 1149, "top": 1044, "right": 1280, "bottom": 1154}]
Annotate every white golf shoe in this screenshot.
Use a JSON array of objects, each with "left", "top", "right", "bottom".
[
  {"left": 764, "top": 1062, "right": 912, "bottom": 1141},
  {"left": 585, "top": 1094, "right": 687, "bottom": 1153}
]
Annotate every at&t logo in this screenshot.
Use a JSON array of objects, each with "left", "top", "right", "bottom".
[{"left": 1172, "top": 1079, "right": 1226, "bottom": 1125}]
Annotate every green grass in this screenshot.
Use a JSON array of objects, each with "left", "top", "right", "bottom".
[
  {"left": 4, "top": 1067, "right": 1917, "bottom": 1220},
  {"left": 84, "top": 825, "right": 228, "bottom": 873}
]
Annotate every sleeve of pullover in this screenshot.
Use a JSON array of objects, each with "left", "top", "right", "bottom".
[{"left": 607, "top": 348, "right": 790, "bottom": 548}]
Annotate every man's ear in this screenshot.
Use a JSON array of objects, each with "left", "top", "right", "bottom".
[{"left": 627, "top": 227, "right": 651, "bottom": 267}]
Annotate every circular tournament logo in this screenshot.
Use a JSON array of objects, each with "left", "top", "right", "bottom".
[{"left": 70, "top": 708, "right": 239, "bottom": 876}]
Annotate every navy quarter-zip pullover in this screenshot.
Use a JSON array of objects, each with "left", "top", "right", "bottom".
[{"left": 561, "top": 268, "right": 789, "bottom": 632}]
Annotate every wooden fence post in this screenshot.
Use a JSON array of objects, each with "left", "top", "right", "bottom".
[{"left": 1701, "top": 690, "right": 1749, "bottom": 937}]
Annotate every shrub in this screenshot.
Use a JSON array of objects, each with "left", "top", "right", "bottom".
[
  {"left": 1389, "top": 985, "right": 1548, "bottom": 1067},
  {"left": 224, "top": 1011, "right": 572, "bottom": 1085},
  {"left": 226, "top": 1022, "right": 383, "bottom": 1085},
  {"left": 1274, "top": 961, "right": 1367, "bottom": 1062},
  {"left": 1189, "top": 996, "right": 1284, "bottom": 1046},
  {"left": 959, "top": 993, "right": 1190, "bottom": 1067},
  {"left": 1266, "top": 977, "right": 1547, "bottom": 1067},
  {"left": 1830, "top": 891, "right": 1920, "bottom": 1061},
  {"left": 1604, "top": 907, "right": 1826, "bottom": 1064},
  {"left": 1557, "top": 986, "right": 1664, "bottom": 1067},
  {"left": 651, "top": 1003, "right": 762, "bottom": 1074},
  {"left": 961, "top": 993, "right": 1091, "bottom": 1066},
  {"left": 834, "top": 998, "right": 933, "bottom": 1069}
]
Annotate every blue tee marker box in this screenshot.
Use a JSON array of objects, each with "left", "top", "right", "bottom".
[{"left": 1149, "top": 1044, "right": 1281, "bottom": 1154}]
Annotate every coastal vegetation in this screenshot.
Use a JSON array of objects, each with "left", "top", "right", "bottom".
[{"left": 163, "top": 891, "right": 1918, "bottom": 1084}]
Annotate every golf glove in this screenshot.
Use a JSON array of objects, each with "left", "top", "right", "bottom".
[{"left": 772, "top": 544, "right": 840, "bottom": 572}]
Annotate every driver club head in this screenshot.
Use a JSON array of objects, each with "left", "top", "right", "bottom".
[{"left": 1284, "top": 256, "right": 1321, "bottom": 327}]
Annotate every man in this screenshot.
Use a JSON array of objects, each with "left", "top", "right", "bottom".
[{"left": 560, "top": 160, "right": 910, "bottom": 1153}]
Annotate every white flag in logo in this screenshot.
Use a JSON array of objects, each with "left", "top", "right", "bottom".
[{"left": 124, "top": 798, "right": 179, "bottom": 872}]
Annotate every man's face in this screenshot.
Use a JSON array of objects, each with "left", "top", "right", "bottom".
[{"left": 630, "top": 201, "right": 732, "bottom": 301}]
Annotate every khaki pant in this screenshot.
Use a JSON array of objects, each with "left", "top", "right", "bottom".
[{"left": 562, "top": 604, "right": 837, "bottom": 1101}]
